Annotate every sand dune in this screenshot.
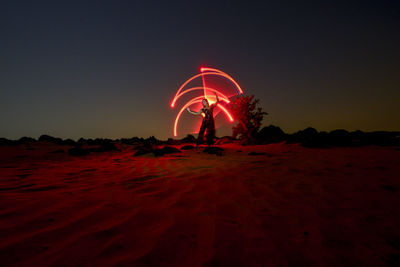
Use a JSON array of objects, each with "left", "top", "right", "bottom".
[{"left": 1, "top": 142, "right": 400, "bottom": 266}]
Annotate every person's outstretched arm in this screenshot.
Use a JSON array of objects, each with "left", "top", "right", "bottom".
[
  {"left": 215, "top": 93, "right": 220, "bottom": 104},
  {"left": 211, "top": 93, "right": 220, "bottom": 108},
  {"left": 187, "top": 108, "right": 202, "bottom": 115}
]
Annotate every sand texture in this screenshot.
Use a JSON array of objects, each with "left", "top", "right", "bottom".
[{"left": 1, "top": 143, "right": 400, "bottom": 266}]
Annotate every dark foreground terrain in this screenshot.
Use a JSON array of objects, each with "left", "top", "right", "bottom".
[{"left": 1, "top": 140, "right": 400, "bottom": 266}]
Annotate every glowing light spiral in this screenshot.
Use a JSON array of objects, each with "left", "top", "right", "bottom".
[{"left": 171, "top": 67, "right": 243, "bottom": 137}]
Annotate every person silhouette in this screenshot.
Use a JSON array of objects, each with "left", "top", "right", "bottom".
[{"left": 187, "top": 93, "right": 220, "bottom": 146}]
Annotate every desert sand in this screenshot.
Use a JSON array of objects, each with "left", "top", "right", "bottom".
[{"left": 1, "top": 142, "right": 400, "bottom": 266}]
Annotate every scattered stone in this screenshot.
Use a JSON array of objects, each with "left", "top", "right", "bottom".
[
  {"left": 257, "top": 125, "right": 286, "bottom": 144},
  {"left": 50, "top": 149, "right": 65, "bottom": 154},
  {"left": 180, "top": 134, "right": 196, "bottom": 143},
  {"left": 134, "top": 148, "right": 152, "bottom": 156},
  {"left": 134, "top": 146, "right": 181, "bottom": 157},
  {"left": 68, "top": 147, "right": 90, "bottom": 156},
  {"left": 248, "top": 151, "right": 267, "bottom": 156},
  {"left": 181, "top": 145, "right": 195, "bottom": 150},
  {"left": 153, "top": 146, "right": 181, "bottom": 156},
  {"left": 215, "top": 136, "right": 234, "bottom": 145},
  {"left": 203, "top": 146, "right": 224, "bottom": 156},
  {"left": 61, "top": 139, "right": 77, "bottom": 146},
  {"left": 39, "top": 135, "right": 63, "bottom": 144},
  {"left": 90, "top": 141, "right": 119, "bottom": 152},
  {"left": 120, "top": 137, "right": 143, "bottom": 145},
  {"left": 16, "top": 137, "right": 36, "bottom": 144}
]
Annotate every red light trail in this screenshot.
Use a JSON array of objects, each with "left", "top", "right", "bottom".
[{"left": 171, "top": 67, "right": 243, "bottom": 137}]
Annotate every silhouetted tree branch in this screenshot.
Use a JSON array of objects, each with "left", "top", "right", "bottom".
[{"left": 229, "top": 95, "right": 268, "bottom": 144}]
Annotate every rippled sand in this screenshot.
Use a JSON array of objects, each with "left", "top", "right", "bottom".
[{"left": 1, "top": 142, "right": 399, "bottom": 266}]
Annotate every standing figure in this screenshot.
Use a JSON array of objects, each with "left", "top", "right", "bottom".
[{"left": 187, "top": 93, "right": 220, "bottom": 145}]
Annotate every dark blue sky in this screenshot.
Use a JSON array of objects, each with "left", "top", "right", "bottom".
[{"left": 1, "top": 0, "right": 399, "bottom": 139}]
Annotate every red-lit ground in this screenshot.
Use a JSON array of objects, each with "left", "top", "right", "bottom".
[{"left": 1, "top": 143, "right": 400, "bottom": 266}]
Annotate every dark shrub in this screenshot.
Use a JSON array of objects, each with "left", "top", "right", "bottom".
[
  {"left": 39, "top": 135, "right": 63, "bottom": 144},
  {"left": 257, "top": 125, "right": 286, "bottom": 144},
  {"left": 180, "top": 134, "right": 196, "bottom": 143},
  {"left": 290, "top": 127, "right": 318, "bottom": 143},
  {"left": 328, "top": 129, "right": 351, "bottom": 146},
  {"left": 229, "top": 95, "right": 268, "bottom": 144},
  {"left": 61, "top": 139, "right": 77, "bottom": 146}
]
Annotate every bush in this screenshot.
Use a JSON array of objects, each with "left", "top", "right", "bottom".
[{"left": 229, "top": 95, "right": 267, "bottom": 144}]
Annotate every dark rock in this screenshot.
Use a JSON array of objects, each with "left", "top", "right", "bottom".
[
  {"left": 99, "top": 142, "right": 119, "bottom": 152},
  {"left": 61, "top": 139, "right": 76, "bottom": 146},
  {"left": 39, "top": 135, "right": 63, "bottom": 144},
  {"left": 133, "top": 141, "right": 156, "bottom": 156},
  {"left": 165, "top": 138, "right": 182, "bottom": 146},
  {"left": 133, "top": 139, "right": 156, "bottom": 156},
  {"left": 302, "top": 132, "right": 331, "bottom": 148},
  {"left": 180, "top": 134, "right": 196, "bottom": 144},
  {"left": 86, "top": 139, "right": 97, "bottom": 146},
  {"left": 203, "top": 146, "right": 224, "bottom": 156},
  {"left": 85, "top": 138, "right": 110, "bottom": 146},
  {"left": 348, "top": 130, "right": 367, "bottom": 146},
  {"left": 248, "top": 151, "right": 267, "bottom": 155},
  {"left": 77, "top": 138, "right": 108, "bottom": 146},
  {"left": 50, "top": 149, "right": 65, "bottom": 154},
  {"left": 290, "top": 127, "right": 318, "bottom": 143},
  {"left": 153, "top": 146, "right": 181, "bottom": 156},
  {"left": 68, "top": 147, "right": 90, "bottom": 156},
  {"left": 312, "top": 134, "right": 331, "bottom": 148},
  {"left": 145, "top": 136, "right": 160, "bottom": 145},
  {"left": 289, "top": 127, "right": 331, "bottom": 148},
  {"left": 90, "top": 141, "right": 120, "bottom": 152},
  {"left": 181, "top": 145, "right": 195, "bottom": 150},
  {"left": 215, "top": 136, "right": 234, "bottom": 145},
  {"left": 366, "top": 131, "right": 400, "bottom": 146},
  {"left": 16, "top": 137, "right": 36, "bottom": 144},
  {"left": 133, "top": 145, "right": 181, "bottom": 156},
  {"left": 121, "top": 137, "right": 143, "bottom": 145},
  {"left": 134, "top": 148, "right": 152, "bottom": 156},
  {"left": 258, "top": 125, "right": 286, "bottom": 144},
  {"left": 0, "top": 138, "right": 15, "bottom": 146},
  {"left": 328, "top": 129, "right": 351, "bottom": 146}
]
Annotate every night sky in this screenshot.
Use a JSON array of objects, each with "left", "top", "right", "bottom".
[{"left": 1, "top": 0, "right": 399, "bottom": 140}]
